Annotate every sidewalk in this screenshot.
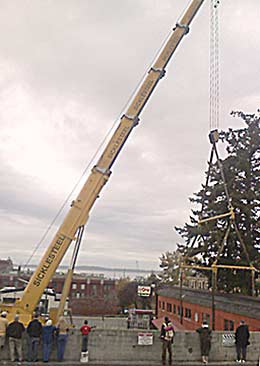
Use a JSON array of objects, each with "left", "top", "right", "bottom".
[{"left": 1, "top": 361, "right": 258, "bottom": 366}]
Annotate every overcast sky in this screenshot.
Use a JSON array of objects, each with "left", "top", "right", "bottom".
[{"left": 0, "top": 0, "right": 259, "bottom": 272}]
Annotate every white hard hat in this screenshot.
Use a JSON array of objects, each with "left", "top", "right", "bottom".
[
  {"left": 46, "top": 319, "right": 52, "bottom": 326},
  {"left": 1, "top": 311, "right": 7, "bottom": 317}
]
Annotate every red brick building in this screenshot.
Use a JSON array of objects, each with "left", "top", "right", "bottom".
[
  {"left": 157, "top": 286, "right": 260, "bottom": 331},
  {"left": 0, "top": 272, "right": 119, "bottom": 316},
  {"left": 50, "top": 274, "right": 118, "bottom": 315}
]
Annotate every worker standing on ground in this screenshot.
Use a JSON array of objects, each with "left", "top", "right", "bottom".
[
  {"left": 27, "top": 313, "right": 42, "bottom": 362},
  {"left": 56, "top": 316, "right": 69, "bottom": 362},
  {"left": 6, "top": 314, "right": 25, "bottom": 362},
  {"left": 160, "top": 316, "right": 175, "bottom": 365},
  {"left": 42, "top": 319, "right": 56, "bottom": 362},
  {"left": 196, "top": 321, "right": 212, "bottom": 364},
  {"left": 235, "top": 320, "right": 250, "bottom": 363},
  {"left": 0, "top": 311, "right": 8, "bottom": 352}
]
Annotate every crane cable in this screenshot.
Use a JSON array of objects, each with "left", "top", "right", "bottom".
[
  {"left": 199, "top": 0, "right": 221, "bottom": 219},
  {"left": 209, "top": 0, "right": 220, "bottom": 131}
]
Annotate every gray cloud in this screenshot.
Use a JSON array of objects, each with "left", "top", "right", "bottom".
[{"left": 0, "top": 0, "right": 259, "bottom": 271}]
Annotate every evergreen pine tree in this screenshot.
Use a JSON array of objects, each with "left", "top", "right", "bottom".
[{"left": 175, "top": 111, "right": 260, "bottom": 294}]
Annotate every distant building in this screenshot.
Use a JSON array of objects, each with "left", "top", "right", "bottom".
[
  {"left": 0, "top": 272, "right": 119, "bottom": 316},
  {"left": 157, "top": 286, "right": 260, "bottom": 331},
  {"left": 183, "top": 272, "right": 208, "bottom": 290},
  {"left": 0, "top": 258, "right": 13, "bottom": 273},
  {"left": 50, "top": 274, "right": 118, "bottom": 315}
]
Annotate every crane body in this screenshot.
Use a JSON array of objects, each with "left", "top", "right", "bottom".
[{"left": 1, "top": 0, "right": 204, "bottom": 323}]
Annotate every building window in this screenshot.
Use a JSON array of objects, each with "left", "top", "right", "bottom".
[
  {"left": 185, "top": 308, "right": 192, "bottom": 319},
  {"left": 173, "top": 304, "right": 176, "bottom": 314},
  {"left": 159, "top": 301, "right": 162, "bottom": 309},
  {"left": 177, "top": 306, "right": 180, "bottom": 315},
  {"left": 162, "top": 301, "right": 165, "bottom": 310},
  {"left": 224, "top": 319, "right": 229, "bottom": 331},
  {"left": 90, "top": 284, "right": 97, "bottom": 296},
  {"left": 76, "top": 292, "right": 81, "bottom": 298},
  {"left": 104, "top": 284, "right": 111, "bottom": 295},
  {"left": 167, "top": 303, "right": 172, "bottom": 313},
  {"left": 194, "top": 312, "right": 199, "bottom": 322},
  {"left": 72, "top": 283, "right": 77, "bottom": 290},
  {"left": 224, "top": 319, "right": 234, "bottom": 331},
  {"left": 229, "top": 320, "right": 234, "bottom": 331},
  {"left": 81, "top": 284, "right": 85, "bottom": 290}
]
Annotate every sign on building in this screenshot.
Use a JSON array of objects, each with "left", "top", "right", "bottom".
[
  {"left": 137, "top": 285, "right": 151, "bottom": 297},
  {"left": 138, "top": 332, "right": 153, "bottom": 345},
  {"left": 222, "top": 333, "right": 235, "bottom": 347}
]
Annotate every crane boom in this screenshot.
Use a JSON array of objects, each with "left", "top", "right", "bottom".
[{"left": 13, "top": 0, "right": 204, "bottom": 316}]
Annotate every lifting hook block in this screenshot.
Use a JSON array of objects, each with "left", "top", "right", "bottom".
[{"left": 209, "top": 129, "right": 219, "bottom": 144}]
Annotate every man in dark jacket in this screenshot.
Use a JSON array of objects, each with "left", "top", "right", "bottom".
[
  {"left": 196, "top": 321, "right": 212, "bottom": 364},
  {"left": 6, "top": 314, "right": 25, "bottom": 362},
  {"left": 235, "top": 320, "right": 250, "bottom": 363},
  {"left": 27, "top": 314, "right": 42, "bottom": 362}
]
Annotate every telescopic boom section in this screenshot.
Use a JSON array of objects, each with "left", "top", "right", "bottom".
[{"left": 18, "top": 0, "right": 204, "bottom": 314}]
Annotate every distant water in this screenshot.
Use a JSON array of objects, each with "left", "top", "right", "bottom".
[
  {"left": 76, "top": 268, "right": 157, "bottom": 280},
  {"left": 25, "top": 264, "right": 158, "bottom": 280}
]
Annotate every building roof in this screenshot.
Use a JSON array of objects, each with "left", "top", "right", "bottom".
[{"left": 157, "top": 286, "right": 260, "bottom": 320}]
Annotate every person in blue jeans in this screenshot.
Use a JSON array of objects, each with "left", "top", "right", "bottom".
[
  {"left": 56, "top": 317, "right": 69, "bottom": 362},
  {"left": 42, "top": 319, "right": 56, "bottom": 362}
]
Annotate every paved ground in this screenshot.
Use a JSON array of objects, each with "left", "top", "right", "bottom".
[{"left": 0, "top": 362, "right": 258, "bottom": 366}]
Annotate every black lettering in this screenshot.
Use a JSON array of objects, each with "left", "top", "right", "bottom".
[
  {"left": 33, "top": 235, "right": 66, "bottom": 287},
  {"left": 107, "top": 126, "right": 130, "bottom": 159},
  {"left": 42, "top": 263, "right": 50, "bottom": 271},
  {"left": 133, "top": 80, "right": 154, "bottom": 111},
  {"left": 46, "top": 257, "right": 53, "bottom": 265}
]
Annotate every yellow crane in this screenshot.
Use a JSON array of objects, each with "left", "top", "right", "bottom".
[{"left": 1, "top": 0, "right": 205, "bottom": 324}]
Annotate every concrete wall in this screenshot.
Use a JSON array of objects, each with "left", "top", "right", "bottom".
[
  {"left": 72, "top": 316, "right": 128, "bottom": 330},
  {"left": 1, "top": 330, "right": 260, "bottom": 363}
]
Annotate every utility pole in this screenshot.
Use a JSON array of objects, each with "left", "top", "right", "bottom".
[
  {"left": 211, "top": 265, "right": 217, "bottom": 330},
  {"left": 251, "top": 268, "right": 255, "bottom": 296},
  {"left": 179, "top": 268, "right": 184, "bottom": 325}
]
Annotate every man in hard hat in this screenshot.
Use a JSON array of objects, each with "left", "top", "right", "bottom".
[{"left": 0, "top": 311, "right": 8, "bottom": 351}]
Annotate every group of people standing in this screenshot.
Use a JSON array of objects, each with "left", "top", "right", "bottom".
[
  {"left": 196, "top": 319, "right": 250, "bottom": 364},
  {"left": 0, "top": 311, "right": 69, "bottom": 363},
  {"left": 160, "top": 317, "right": 250, "bottom": 365},
  {"left": 0, "top": 310, "right": 252, "bottom": 364}
]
